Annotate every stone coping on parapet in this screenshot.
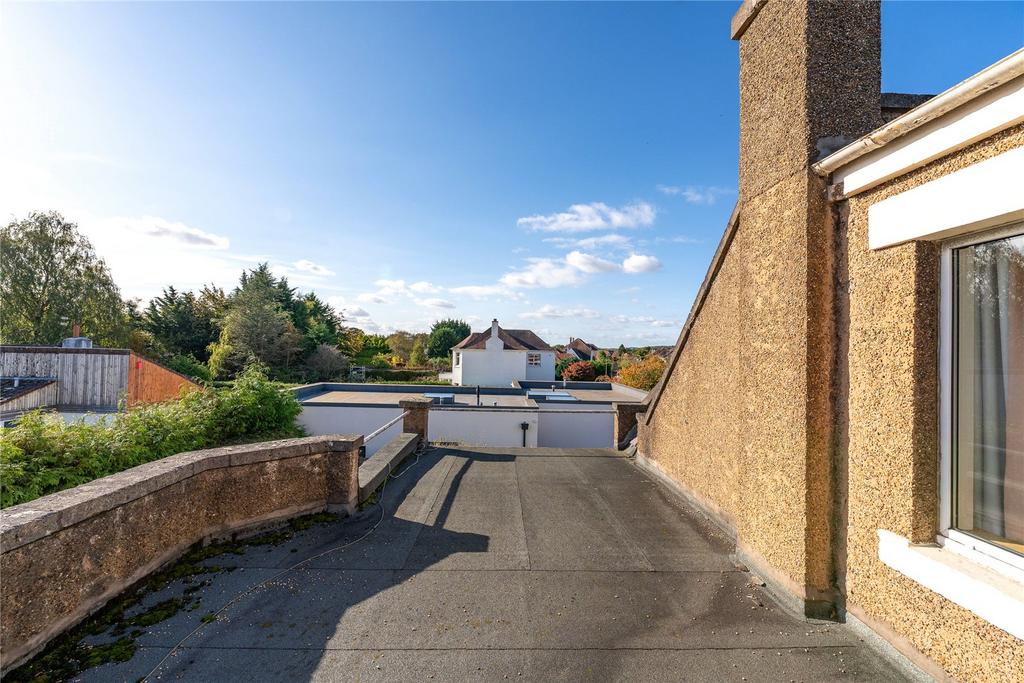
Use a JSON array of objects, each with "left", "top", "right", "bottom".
[{"left": 0, "top": 434, "right": 363, "bottom": 552}]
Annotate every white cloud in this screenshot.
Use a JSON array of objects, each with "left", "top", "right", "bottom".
[
  {"left": 653, "top": 234, "right": 702, "bottom": 245},
  {"left": 357, "top": 278, "right": 448, "bottom": 305},
  {"left": 622, "top": 253, "right": 662, "bottom": 274},
  {"left": 293, "top": 259, "right": 335, "bottom": 276},
  {"left": 656, "top": 184, "right": 735, "bottom": 205},
  {"left": 447, "top": 284, "right": 523, "bottom": 301},
  {"left": 416, "top": 297, "right": 456, "bottom": 309},
  {"left": 373, "top": 279, "right": 409, "bottom": 296},
  {"left": 343, "top": 306, "right": 370, "bottom": 318},
  {"left": 610, "top": 314, "right": 655, "bottom": 324},
  {"left": 472, "top": 247, "right": 662, "bottom": 295},
  {"left": 517, "top": 201, "right": 655, "bottom": 233},
  {"left": 66, "top": 213, "right": 247, "bottom": 301},
  {"left": 409, "top": 281, "right": 442, "bottom": 294},
  {"left": 544, "top": 233, "right": 633, "bottom": 250},
  {"left": 520, "top": 305, "right": 601, "bottom": 320},
  {"left": 109, "top": 215, "right": 230, "bottom": 249},
  {"left": 500, "top": 257, "right": 588, "bottom": 289},
  {"left": 565, "top": 250, "right": 619, "bottom": 274},
  {"left": 651, "top": 320, "right": 678, "bottom": 328}
]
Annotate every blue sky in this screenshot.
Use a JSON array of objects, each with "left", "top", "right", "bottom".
[{"left": 2, "top": 2, "right": 1021, "bottom": 347}]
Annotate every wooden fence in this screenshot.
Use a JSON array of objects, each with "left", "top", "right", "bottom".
[
  {"left": 0, "top": 347, "right": 199, "bottom": 411},
  {"left": 127, "top": 353, "right": 198, "bottom": 406},
  {"left": 0, "top": 347, "right": 129, "bottom": 409}
]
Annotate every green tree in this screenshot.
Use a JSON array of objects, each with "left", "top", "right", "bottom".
[
  {"left": 144, "top": 286, "right": 221, "bottom": 361},
  {"left": 296, "top": 292, "right": 344, "bottom": 353},
  {"left": 208, "top": 270, "right": 301, "bottom": 378},
  {"left": 0, "top": 211, "right": 130, "bottom": 345},
  {"left": 386, "top": 331, "right": 416, "bottom": 362},
  {"left": 409, "top": 336, "right": 428, "bottom": 366},
  {"left": 426, "top": 318, "right": 471, "bottom": 359},
  {"left": 364, "top": 334, "right": 391, "bottom": 354}
]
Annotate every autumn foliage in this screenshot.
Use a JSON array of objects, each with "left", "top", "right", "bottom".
[
  {"left": 561, "top": 361, "right": 597, "bottom": 381},
  {"left": 616, "top": 354, "right": 666, "bottom": 391}
]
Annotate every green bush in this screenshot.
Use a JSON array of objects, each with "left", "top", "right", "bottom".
[
  {"left": 0, "top": 365, "right": 303, "bottom": 508},
  {"left": 165, "top": 354, "right": 212, "bottom": 382},
  {"left": 364, "top": 368, "right": 439, "bottom": 382}
]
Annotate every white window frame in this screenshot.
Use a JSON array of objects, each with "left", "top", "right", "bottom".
[
  {"left": 938, "top": 221, "right": 1024, "bottom": 580},
  {"left": 527, "top": 353, "right": 541, "bottom": 367},
  {"left": 454, "top": 352, "right": 461, "bottom": 367}
]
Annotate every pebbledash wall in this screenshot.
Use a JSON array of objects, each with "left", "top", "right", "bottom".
[
  {"left": 836, "top": 126, "right": 1024, "bottom": 680},
  {"left": 0, "top": 435, "right": 362, "bottom": 674},
  {"left": 638, "top": 2, "right": 1023, "bottom": 681}
]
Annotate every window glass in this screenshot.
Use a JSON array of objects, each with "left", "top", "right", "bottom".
[
  {"left": 953, "top": 228, "right": 1024, "bottom": 556},
  {"left": 528, "top": 353, "right": 541, "bottom": 366}
]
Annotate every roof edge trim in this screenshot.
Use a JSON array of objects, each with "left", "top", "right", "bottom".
[{"left": 813, "top": 47, "right": 1024, "bottom": 177}]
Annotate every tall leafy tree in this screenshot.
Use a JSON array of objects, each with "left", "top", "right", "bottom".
[
  {"left": 144, "top": 286, "right": 221, "bottom": 361},
  {"left": 208, "top": 267, "right": 301, "bottom": 378},
  {"left": 409, "top": 336, "right": 428, "bottom": 366},
  {"left": 426, "top": 318, "right": 471, "bottom": 359},
  {"left": 297, "top": 292, "right": 344, "bottom": 352},
  {"left": 0, "top": 211, "right": 130, "bottom": 345},
  {"left": 386, "top": 331, "right": 416, "bottom": 362}
]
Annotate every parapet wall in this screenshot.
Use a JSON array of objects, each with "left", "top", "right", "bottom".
[{"left": 0, "top": 434, "right": 362, "bottom": 673}]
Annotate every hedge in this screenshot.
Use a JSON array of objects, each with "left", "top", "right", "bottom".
[{"left": 0, "top": 365, "right": 303, "bottom": 508}]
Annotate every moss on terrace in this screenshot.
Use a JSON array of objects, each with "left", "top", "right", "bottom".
[{"left": 5, "top": 511, "right": 337, "bottom": 683}]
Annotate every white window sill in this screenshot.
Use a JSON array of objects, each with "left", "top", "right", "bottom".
[{"left": 877, "top": 529, "right": 1024, "bottom": 639}]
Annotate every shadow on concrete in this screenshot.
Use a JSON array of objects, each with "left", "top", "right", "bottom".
[{"left": 78, "top": 448, "right": 509, "bottom": 682}]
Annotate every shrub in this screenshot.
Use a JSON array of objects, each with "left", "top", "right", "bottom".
[
  {"left": 562, "top": 361, "right": 596, "bottom": 382},
  {"left": 616, "top": 354, "right": 666, "bottom": 391},
  {"left": 364, "top": 368, "right": 440, "bottom": 382},
  {"left": 304, "top": 344, "right": 348, "bottom": 381},
  {"left": 165, "top": 354, "right": 212, "bottom": 382},
  {"left": 0, "top": 365, "right": 302, "bottom": 508}
]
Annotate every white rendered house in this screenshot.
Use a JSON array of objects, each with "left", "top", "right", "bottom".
[{"left": 450, "top": 319, "right": 555, "bottom": 387}]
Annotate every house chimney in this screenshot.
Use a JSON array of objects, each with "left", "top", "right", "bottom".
[
  {"left": 491, "top": 318, "right": 499, "bottom": 338},
  {"left": 733, "top": 0, "right": 880, "bottom": 201},
  {"left": 72, "top": 323, "right": 81, "bottom": 337},
  {"left": 727, "top": 0, "right": 881, "bottom": 613}
]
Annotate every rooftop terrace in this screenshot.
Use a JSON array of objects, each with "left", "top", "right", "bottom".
[
  {"left": 294, "top": 381, "right": 647, "bottom": 409},
  {"left": 51, "top": 445, "right": 923, "bottom": 682}
]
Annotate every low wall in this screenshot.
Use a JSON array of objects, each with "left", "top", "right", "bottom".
[
  {"left": 537, "top": 408, "right": 613, "bottom": 448},
  {"left": 298, "top": 405, "right": 403, "bottom": 456},
  {"left": 0, "top": 434, "right": 362, "bottom": 673},
  {"left": 429, "top": 407, "right": 539, "bottom": 447}
]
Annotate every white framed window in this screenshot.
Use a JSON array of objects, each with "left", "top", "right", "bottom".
[
  {"left": 527, "top": 353, "right": 541, "bottom": 366},
  {"left": 454, "top": 352, "right": 461, "bottom": 367},
  {"left": 939, "top": 221, "right": 1024, "bottom": 575}
]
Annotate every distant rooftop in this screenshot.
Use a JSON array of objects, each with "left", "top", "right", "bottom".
[
  {"left": 453, "top": 324, "right": 553, "bottom": 352},
  {"left": 294, "top": 381, "right": 646, "bottom": 408}
]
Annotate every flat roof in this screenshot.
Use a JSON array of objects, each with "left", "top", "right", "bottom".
[
  {"left": 303, "top": 390, "right": 533, "bottom": 408},
  {"left": 296, "top": 382, "right": 646, "bottom": 408}
]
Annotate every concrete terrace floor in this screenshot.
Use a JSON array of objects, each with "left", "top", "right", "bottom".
[{"left": 85, "top": 447, "right": 923, "bottom": 682}]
